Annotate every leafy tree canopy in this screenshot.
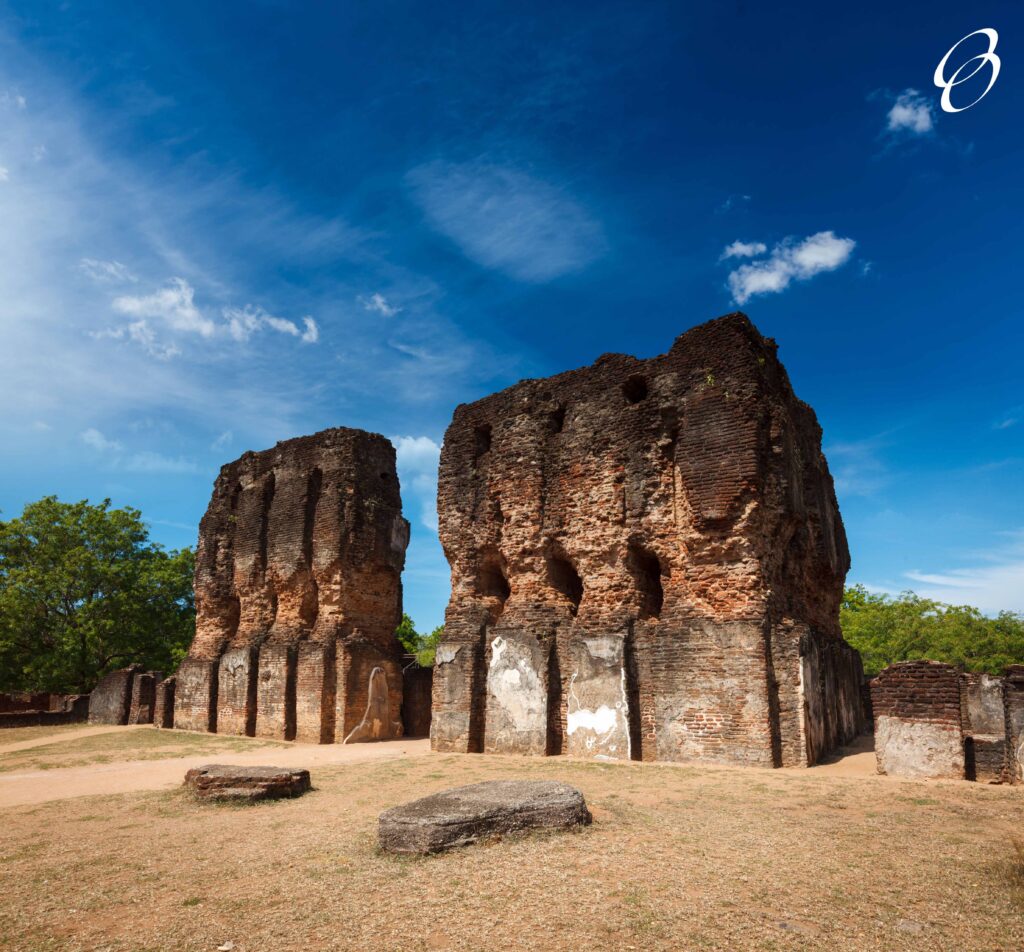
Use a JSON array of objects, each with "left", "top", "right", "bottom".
[
  {"left": 395, "top": 612, "right": 420, "bottom": 655},
  {"left": 0, "top": 496, "right": 195, "bottom": 693},
  {"left": 841, "top": 584, "right": 1024, "bottom": 676},
  {"left": 394, "top": 613, "right": 444, "bottom": 667}
]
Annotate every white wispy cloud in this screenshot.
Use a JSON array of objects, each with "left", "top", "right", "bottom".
[
  {"left": 91, "top": 320, "right": 181, "bottom": 360},
  {"left": 887, "top": 89, "right": 935, "bottom": 136},
  {"left": 223, "top": 304, "right": 319, "bottom": 344},
  {"left": 0, "top": 166, "right": 9, "bottom": 182},
  {"left": 1, "top": 89, "right": 27, "bottom": 110},
  {"left": 79, "top": 257, "right": 136, "bottom": 284},
  {"left": 716, "top": 194, "right": 751, "bottom": 214},
  {"left": 121, "top": 450, "right": 199, "bottom": 474},
  {"left": 80, "top": 427, "right": 198, "bottom": 473},
  {"left": 81, "top": 427, "right": 122, "bottom": 453},
  {"left": 726, "top": 230, "right": 856, "bottom": 305},
  {"left": 720, "top": 240, "right": 766, "bottom": 260},
  {"left": 113, "top": 277, "right": 215, "bottom": 337},
  {"left": 211, "top": 430, "right": 233, "bottom": 451},
  {"left": 826, "top": 434, "right": 889, "bottom": 497},
  {"left": 905, "top": 530, "right": 1024, "bottom": 614},
  {"left": 407, "top": 160, "right": 606, "bottom": 282},
  {"left": 359, "top": 292, "right": 400, "bottom": 317},
  {"left": 994, "top": 409, "right": 1019, "bottom": 431},
  {"left": 393, "top": 434, "right": 441, "bottom": 532}
]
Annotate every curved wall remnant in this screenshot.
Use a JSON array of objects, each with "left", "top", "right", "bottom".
[
  {"left": 174, "top": 427, "right": 410, "bottom": 743},
  {"left": 432, "top": 311, "right": 866, "bottom": 767}
]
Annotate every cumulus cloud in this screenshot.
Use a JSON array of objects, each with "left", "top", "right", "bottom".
[
  {"left": 359, "top": 292, "right": 400, "bottom": 317},
  {"left": 113, "top": 277, "right": 215, "bottom": 337},
  {"left": 223, "top": 304, "right": 319, "bottom": 344},
  {"left": 79, "top": 258, "right": 136, "bottom": 284},
  {"left": 720, "top": 240, "right": 767, "bottom": 260},
  {"left": 725, "top": 231, "right": 856, "bottom": 305},
  {"left": 887, "top": 89, "right": 935, "bottom": 136},
  {"left": 393, "top": 435, "right": 441, "bottom": 532},
  {"left": 407, "top": 160, "right": 606, "bottom": 282}
]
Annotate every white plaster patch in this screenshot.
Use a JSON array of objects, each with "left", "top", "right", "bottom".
[
  {"left": 567, "top": 704, "right": 619, "bottom": 737},
  {"left": 582, "top": 635, "right": 621, "bottom": 663},
  {"left": 435, "top": 644, "right": 461, "bottom": 665},
  {"left": 875, "top": 715, "right": 965, "bottom": 779},
  {"left": 486, "top": 636, "right": 547, "bottom": 740}
]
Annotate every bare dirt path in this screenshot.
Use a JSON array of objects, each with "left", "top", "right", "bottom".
[{"left": 0, "top": 731, "right": 431, "bottom": 808}]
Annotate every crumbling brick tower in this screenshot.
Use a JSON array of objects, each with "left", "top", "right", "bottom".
[
  {"left": 174, "top": 428, "right": 410, "bottom": 743},
  {"left": 432, "top": 312, "right": 865, "bottom": 767}
]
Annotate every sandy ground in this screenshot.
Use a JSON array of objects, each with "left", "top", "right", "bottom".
[
  {"left": 0, "top": 726, "right": 430, "bottom": 808},
  {"left": 1, "top": 726, "right": 1021, "bottom": 951}
]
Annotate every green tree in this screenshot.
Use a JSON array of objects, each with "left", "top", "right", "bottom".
[
  {"left": 395, "top": 612, "right": 420, "bottom": 655},
  {"left": 840, "top": 584, "right": 1024, "bottom": 675},
  {"left": 0, "top": 496, "right": 195, "bottom": 693},
  {"left": 414, "top": 624, "right": 445, "bottom": 668},
  {"left": 394, "top": 613, "right": 444, "bottom": 666}
]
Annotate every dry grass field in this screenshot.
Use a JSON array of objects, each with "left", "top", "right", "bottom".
[{"left": 1, "top": 725, "right": 1022, "bottom": 951}]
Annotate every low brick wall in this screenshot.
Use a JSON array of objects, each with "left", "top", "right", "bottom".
[
  {"left": 870, "top": 661, "right": 964, "bottom": 779},
  {"left": 0, "top": 709, "right": 86, "bottom": 729}
]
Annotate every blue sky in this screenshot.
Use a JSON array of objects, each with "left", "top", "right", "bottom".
[{"left": 0, "top": 2, "right": 1021, "bottom": 630}]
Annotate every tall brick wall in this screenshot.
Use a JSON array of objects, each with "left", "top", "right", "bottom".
[
  {"left": 173, "top": 427, "right": 410, "bottom": 743},
  {"left": 432, "top": 312, "right": 865, "bottom": 767}
]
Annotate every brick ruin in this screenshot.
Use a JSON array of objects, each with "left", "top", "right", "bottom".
[
  {"left": 431, "top": 312, "right": 866, "bottom": 767},
  {"left": 88, "top": 666, "right": 164, "bottom": 726},
  {"left": 871, "top": 660, "right": 1024, "bottom": 782},
  {"left": 172, "top": 427, "right": 410, "bottom": 743},
  {"left": 0, "top": 691, "right": 89, "bottom": 729}
]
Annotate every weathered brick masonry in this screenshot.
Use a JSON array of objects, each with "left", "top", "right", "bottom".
[
  {"left": 871, "top": 661, "right": 1023, "bottom": 782},
  {"left": 870, "top": 661, "right": 964, "bottom": 779},
  {"left": 174, "top": 427, "right": 410, "bottom": 743},
  {"left": 432, "top": 312, "right": 865, "bottom": 767}
]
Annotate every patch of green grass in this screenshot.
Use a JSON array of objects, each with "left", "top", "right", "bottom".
[{"left": 0, "top": 728, "right": 288, "bottom": 773}]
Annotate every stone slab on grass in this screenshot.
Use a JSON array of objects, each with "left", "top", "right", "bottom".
[
  {"left": 379, "top": 779, "right": 591, "bottom": 854},
  {"left": 184, "top": 764, "right": 311, "bottom": 802}
]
